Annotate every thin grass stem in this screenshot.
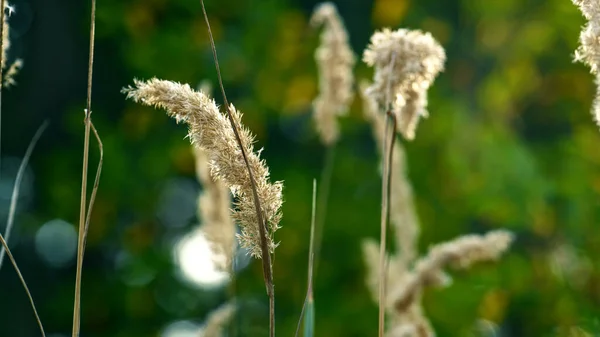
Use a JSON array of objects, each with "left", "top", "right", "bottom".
[
  {"left": 378, "top": 117, "right": 389, "bottom": 337},
  {"left": 0, "top": 121, "right": 49, "bottom": 337},
  {"left": 199, "top": 1, "right": 275, "bottom": 336},
  {"left": 0, "top": 121, "right": 48, "bottom": 270},
  {"left": 72, "top": 0, "right": 96, "bottom": 335},
  {"left": 378, "top": 50, "right": 398, "bottom": 336},
  {"left": 0, "top": 233, "right": 46, "bottom": 337}
]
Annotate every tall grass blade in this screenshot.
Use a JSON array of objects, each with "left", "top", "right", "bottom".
[
  {"left": 303, "top": 298, "right": 314, "bottom": 337},
  {"left": 0, "top": 233, "right": 46, "bottom": 337},
  {"left": 295, "top": 179, "right": 317, "bottom": 337},
  {"left": 313, "top": 143, "right": 335, "bottom": 276}
]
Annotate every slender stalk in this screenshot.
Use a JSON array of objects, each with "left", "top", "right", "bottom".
[
  {"left": 378, "top": 117, "right": 389, "bottom": 337},
  {"left": 384, "top": 113, "right": 396, "bottom": 261},
  {"left": 72, "top": 0, "right": 96, "bottom": 336},
  {"left": 0, "top": 121, "right": 48, "bottom": 270},
  {"left": 295, "top": 179, "right": 317, "bottom": 337},
  {"left": 199, "top": 1, "right": 275, "bottom": 336},
  {"left": 377, "top": 112, "right": 397, "bottom": 337},
  {"left": 0, "top": 233, "right": 46, "bottom": 337},
  {"left": 378, "top": 50, "right": 399, "bottom": 336},
  {"left": 0, "top": 121, "right": 48, "bottom": 337}
]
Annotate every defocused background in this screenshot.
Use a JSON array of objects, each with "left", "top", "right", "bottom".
[{"left": 0, "top": 0, "right": 598, "bottom": 336}]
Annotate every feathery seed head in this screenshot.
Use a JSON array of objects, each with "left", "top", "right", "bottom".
[
  {"left": 363, "top": 229, "right": 512, "bottom": 335},
  {"left": 573, "top": 0, "right": 600, "bottom": 73},
  {"left": 573, "top": 0, "right": 600, "bottom": 20},
  {"left": 123, "top": 78, "right": 283, "bottom": 258},
  {"left": 363, "top": 28, "right": 445, "bottom": 140},
  {"left": 311, "top": 2, "right": 355, "bottom": 145},
  {"left": 3, "top": 57, "right": 21, "bottom": 87},
  {"left": 392, "top": 230, "right": 513, "bottom": 312},
  {"left": 573, "top": 0, "right": 600, "bottom": 127},
  {"left": 2, "top": 2, "right": 13, "bottom": 70}
]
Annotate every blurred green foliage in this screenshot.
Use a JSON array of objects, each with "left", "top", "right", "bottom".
[{"left": 0, "top": 0, "right": 599, "bottom": 336}]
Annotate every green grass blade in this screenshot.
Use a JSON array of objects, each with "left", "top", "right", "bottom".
[
  {"left": 303, "top": 296, "right": 314, "bottom": 337},
  {"left": 295, "top": 179, "right": 317, "bottom": 337}
]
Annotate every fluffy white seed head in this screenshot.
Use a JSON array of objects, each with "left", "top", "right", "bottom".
[
  {"left": 363, "top": 28, "right": 445, "bottom": 140},
  {"left": 123, "top": 78, "right": 283, "bottom": 258},
  {"left": 573, "top": 0, "right": 600, "bottom": 127}
]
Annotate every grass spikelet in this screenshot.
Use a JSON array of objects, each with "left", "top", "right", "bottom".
[
  {"left": 0, "top": 1, "right": 11, "bottom": 70},
  {"left": 363, "top": 28, "right": 445, "bottom": 140},
  {"left": 572, "top": 0, "right": 600, "bottom": 128},
  {"left": 392, "top": 230, "right": 514, "bottom": 312},
  {"left": 122, "top": 78, "right": 283, "bottom": 258},
  {"left": 362, "top": 230, "right": 513, "bottom": 336},
  {"left": 4, "top": 58, "right": 22, "bottom": 87},
  {"left": 311, "top": 2, "right": 355, "bottom": 145}
]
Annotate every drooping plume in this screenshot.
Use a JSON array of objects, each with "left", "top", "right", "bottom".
[
  {"left": 391, "top": 230, "right": 514, "bottom": 313},
  {"left": 311, "top": 2, "right": 355, "bottom": 145},
  {"left": 363, "top": 28, "right": 445, "bottom": 140},
  {"left": 123, "top": 78, "right": 283, "bottom": 258},
  {"left": 363, "top": 230, "right": 513, "bottom": 337}
]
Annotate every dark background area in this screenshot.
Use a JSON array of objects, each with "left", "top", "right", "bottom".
[{"left": 0, "top": 0, "right": 599, "bottom": 336}]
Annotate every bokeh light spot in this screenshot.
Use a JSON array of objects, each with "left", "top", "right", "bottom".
[
  {"left": 161, "top": 320, "right": 201, "bottom": 337},
  {"left": 173, "top": 230, "right": 229, "bottom": 288},
  {"left": 35, "top": 219, "right": 77, "bottom": 268}
]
